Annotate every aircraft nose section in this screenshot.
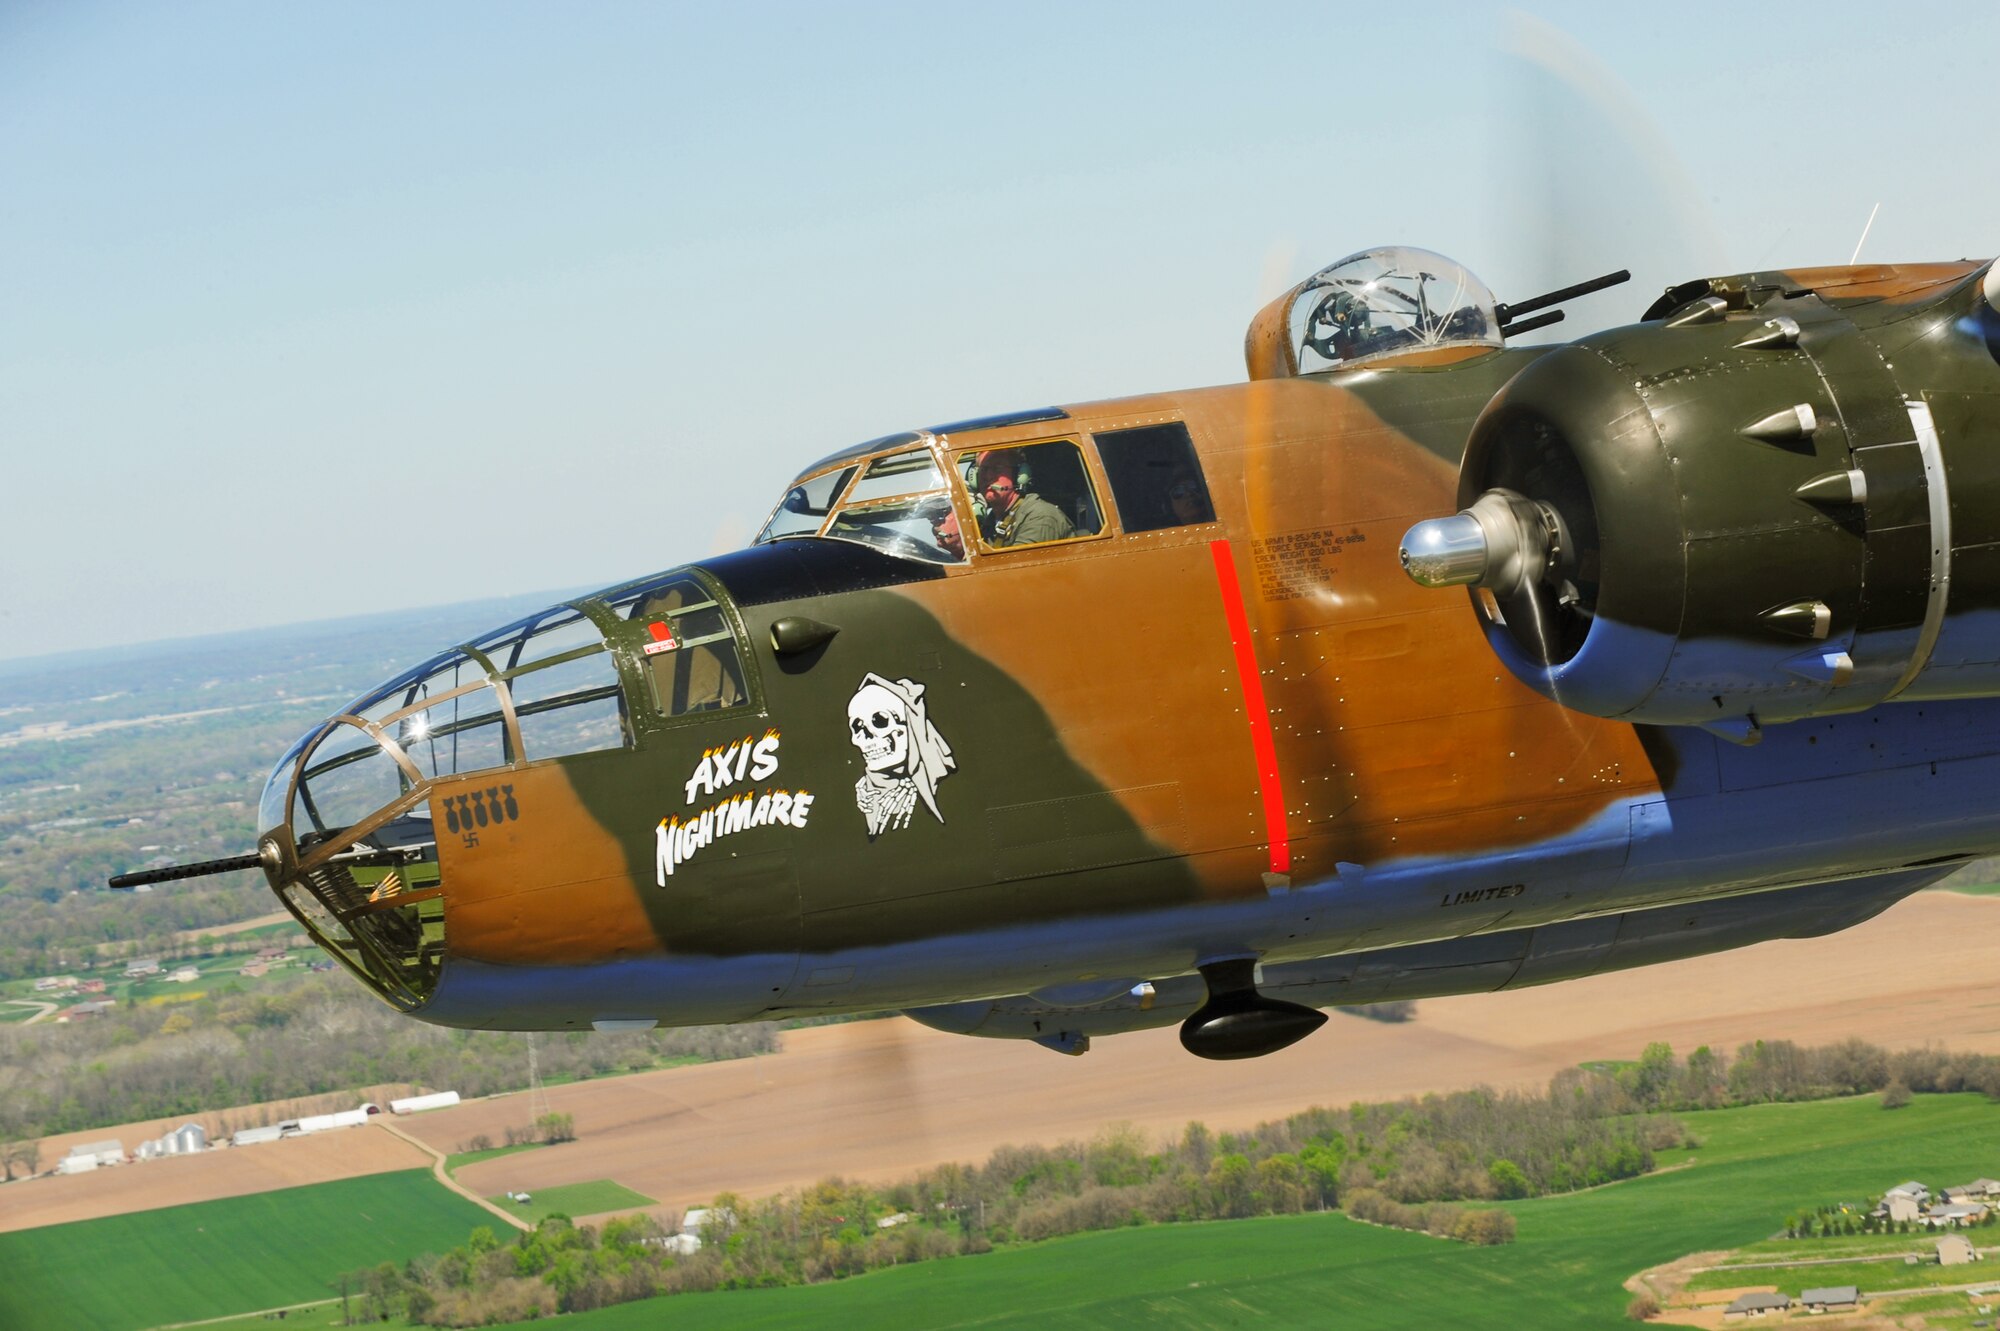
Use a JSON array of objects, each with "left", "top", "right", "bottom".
[
  {"left": 252, "top": 594, "right": 651, "bottom": 1008},
  {"left": 255, "top": 713, "right": 454, "bottom": 1011},
  {"left": 252, "top": 642, "right": 526, "bottom": 1010}
]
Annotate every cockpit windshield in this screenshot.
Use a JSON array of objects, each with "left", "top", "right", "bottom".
[
  {"left": 1287, "top": 247, "right": 1502, "bottom": 372},
  {"left": 756, "top": 464, "right": 856, "bottom": 543},
  {"left": 754, "top": 435, "right": 966, "bottom": 565}
]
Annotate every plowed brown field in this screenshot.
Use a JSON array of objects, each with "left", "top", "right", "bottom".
[{"left": 9, "top": 891, "right": 1999, "bottom": 1233}]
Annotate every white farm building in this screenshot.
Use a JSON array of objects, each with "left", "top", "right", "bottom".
[
  {"left": 57, "top": 1140, "right": 125, "bottom": 1174},
  {"left": 389, "top": 1091, "right": 461, "bottom": 1114}
]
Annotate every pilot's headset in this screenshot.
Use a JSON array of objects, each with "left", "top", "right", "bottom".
[{"left": 971, "top": 449, "right": 1032, "bottom": 514}]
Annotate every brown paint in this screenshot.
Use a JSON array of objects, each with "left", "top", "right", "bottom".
[
  {"left": 1775, "top": 261, "right": 1983, "bottom": 305},
  {"left": 435, "top": 763, "right": 658, "bottom": 965},
  {"left": 1218, "top": 379, "right": 1658, "bottom": 866},
  {"left": 904, "top": 378, "right": 1660, "bottom": 906}
]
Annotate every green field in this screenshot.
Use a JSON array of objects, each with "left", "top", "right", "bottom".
[
  {"left": 8, "top": 1093, "right": 1997, "bottom": 1330},
  {"left": 481, "top": 1093, "right": 2000, "bottom": 1331},
  {"left": 0, "top": 1170, "right": 492, "bottom": 1331},
  {"left": 489, "top": 1179, "right": 657, "bottom": 1223}
]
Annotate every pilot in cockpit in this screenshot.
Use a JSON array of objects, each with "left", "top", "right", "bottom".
[
  {"left": 1304, "top": 288, "right": 1372, "bottom": 362},
  {"left": 924, "top": 496, "right": 966, "bottom": 560},
  {"left": 975, "top": 450, "right": 1073, "bottom": 547}
]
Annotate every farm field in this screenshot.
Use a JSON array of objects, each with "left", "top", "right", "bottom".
[
  {"left": 414, "top": 890, "right": 2000, "bottom": 1223},
  {"left": 14, "top": 891, "right": 2000, "bottom": 1241},
  {"left": 1, "top": 1119, "right": 431, "bottom": 1233},
  {"left": 478, "top": 1094, "right": 2000, "bottom": 1331},
  {"left": 0, "top": 1170, "right": 492, "bottom": 1331},
  {"left": 489, "top": 1179, "right": 657, "bottom": 1224}
]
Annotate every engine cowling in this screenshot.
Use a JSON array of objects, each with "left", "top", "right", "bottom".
[{"left": 1401, "top": 264, "right": 2000, "bottom": 736}]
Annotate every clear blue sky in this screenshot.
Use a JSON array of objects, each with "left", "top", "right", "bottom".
[{"left": 3, "top": 1, "right": 1995, "bottom": 660}]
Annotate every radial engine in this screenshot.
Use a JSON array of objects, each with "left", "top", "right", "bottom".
[{"left": 1399, "top": 261, "right": 2000, "bottom": 742}]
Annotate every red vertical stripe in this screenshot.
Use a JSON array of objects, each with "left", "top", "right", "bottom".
[{"left": 1208, "top": 539, "right": 1290, "bottom": 875}]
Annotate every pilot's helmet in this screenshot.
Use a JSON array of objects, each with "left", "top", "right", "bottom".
[
  {"left": 1323, "top": 290, "right": 1370, "bottom": 331},
  {"left": 1305, "top": 288, "right": 1372, "bottom": 360}
]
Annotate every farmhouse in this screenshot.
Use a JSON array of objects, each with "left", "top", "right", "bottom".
[
  {"left": 1947, "top": 1180, "right": 2000, "bottom": 1203},
  {"left": 1940, "top": 1234, "right": 1981, "bottom": 1266},
  {"left": 59, "top": 999, "right": 116, "bottom": 1022},
  {"left": 1883, "top": 1193, "right": 1924, "bottom": 1223},
  {"left": 669, "top": 1205, "right": 737, "bottom": 1255},
  {"left": 1800, "top": 1286, "right": 1859, "bottom": 1313},
  {"left": 122, "top": 959, "right": 160, "bottom": 978},
  {"left": 1724, "top": 1291, "right": 1793, "bottom": 1319},
  {"left": 1923, "top": 1203, "right": 1991, "bottom": 1229},
  {"left": 652, "top": 1208, "right": 729, "bottom": 1257},
  {"left": 167, "top": 966, "right": 199, "bottom": 983}
]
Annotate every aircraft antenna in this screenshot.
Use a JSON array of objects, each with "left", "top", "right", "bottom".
[{"left": 1850, "top": 201, "right": 1881, "bottom": 265}]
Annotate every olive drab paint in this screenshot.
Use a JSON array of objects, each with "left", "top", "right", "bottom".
[{"left": 204, "top": 249, "right": 2000, "bottom": 1058}]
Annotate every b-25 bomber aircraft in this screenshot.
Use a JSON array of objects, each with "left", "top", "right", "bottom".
[{"left": 117, "top": 246, "right": 2000, "bottom": 1059}]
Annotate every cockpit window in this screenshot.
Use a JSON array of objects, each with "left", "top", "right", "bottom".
[
  {"left": 824, "top": 494, "right": 964, "bottom": 565},
  {"left": 756, "top": 465, "right": 856, "bottom": 544},
  {"left": 845, "top": 449, "right": 944, "bottom": 504},
  {"left": 754, "top": 434, "right": 966, "bottom": 566},
  {"left": 630, "top": 578, "right": 751, "bottom": 716},
  {"left": 955, "top": 440, "right": 1104, "bottom": 549},
  {"left": 1288, "top": 247, "right": 1502, "bottom": 371}
]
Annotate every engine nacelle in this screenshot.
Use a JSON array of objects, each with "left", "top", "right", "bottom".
[{"left": 1401, "top": 262, "right": 2000, "bottom": 736}]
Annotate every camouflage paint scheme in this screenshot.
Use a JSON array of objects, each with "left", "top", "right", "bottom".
[{"left": 253, "top": 255, "right": 2000, "bottom": 1053}]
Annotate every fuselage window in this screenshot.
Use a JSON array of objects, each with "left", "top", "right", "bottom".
[
  {"left": 1094, "top": 422, "right": 1214, "bottom": 531},
  {"left": 475, "top": 608, "right": 630, "bottom": 762},
  {"left": 630, "top": 579, "right": 750, "bottom": 717},
  {"left": 954, "top": 439, "right": 1104, "bottom": 549}
]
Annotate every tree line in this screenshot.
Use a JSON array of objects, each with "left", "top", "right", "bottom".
[
  {"left": 333, "top": 1036, "right": 2000, "bottom": 1325},
  {"left": 1608, "top": 1036, "right": 2000, "bottom": 1111},
  {"left": 346, "top": 1103, "right": 1531, "bottom": 1326},
  {"left": 0, "top": 969, "right": 774, "bottom": 1168}
]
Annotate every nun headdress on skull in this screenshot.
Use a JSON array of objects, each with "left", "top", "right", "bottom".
[{"left": 846, "top": 673, "right": 956, "bottom": 824}]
